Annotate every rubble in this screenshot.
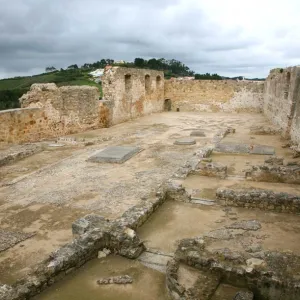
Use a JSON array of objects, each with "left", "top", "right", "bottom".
[{"left": 96, "top": 275, "right": 133, "bottom": 285}]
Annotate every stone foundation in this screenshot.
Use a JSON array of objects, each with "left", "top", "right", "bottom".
[
  {"left": 248, "top": 164, "right": 300, "bottom": 184},
  {"left": 216, "top": 188, "right": 300, "bottom": 213},
  {"left": 166, "top": 235, "right": 300, "bottom": 300}
]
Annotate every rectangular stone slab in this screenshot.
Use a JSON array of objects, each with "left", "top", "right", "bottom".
[
  {"left": 214, "top": 142, "right": 275, "bottom": 155},
  {"left": 88, "top": 146, "right": 141, "bottom": 163}
]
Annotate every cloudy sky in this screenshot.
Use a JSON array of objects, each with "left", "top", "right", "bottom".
[{"left": 1, "top": 0, "right": 300, "bottom": 79}]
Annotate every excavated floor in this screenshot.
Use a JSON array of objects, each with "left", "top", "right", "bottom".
[
  {"left": 33, "top": 255, "right": 168, "bottom": 300},
  {"left": 1, "top": 111, "right": 300, "bottom": 299},
  {"left": 1, "top": 112, "right": 266, "bottom": 284}
]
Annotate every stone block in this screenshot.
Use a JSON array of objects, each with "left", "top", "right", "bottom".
[
  {"left": 214, "top": 142, "right": 275, "bottom": 155},
  {"left": 88, "top": 146, "right": 141, "bottom": 163},
  {"left": 174, "top": 138, "right": 196, "bottom": 145}
]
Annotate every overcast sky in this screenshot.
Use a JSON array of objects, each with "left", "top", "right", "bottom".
[{"left": 1, "top": 0, "right": 300, "bottom": 79}]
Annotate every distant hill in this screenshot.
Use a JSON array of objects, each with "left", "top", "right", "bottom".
[{"left": 0, "top": 68, "right": 102, "bottom": 110}]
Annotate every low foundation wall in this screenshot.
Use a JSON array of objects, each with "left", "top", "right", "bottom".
[
  {"left": 248, "top": 164, "right": 300, "bottom": 184},
  {"left": 164, "top": 80, "right": 264, "bottom": 112},
  {"left": 216, "top": 188, "right": 300, "bottom": 213}
]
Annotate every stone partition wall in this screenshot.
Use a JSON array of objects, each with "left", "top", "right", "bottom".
[
  {"left": 102, "top": 67, "right": 164, "bottom": 125},
  {"left": 263, "top": 66, "right": 300, "bottom": 141},
  {"left": 164, "top": 80, "right": 264, "bottom": 112}
]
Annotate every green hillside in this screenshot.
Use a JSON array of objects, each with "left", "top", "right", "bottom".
[{"left": 0, "top": 68, "right": 102, "bottom": 110}]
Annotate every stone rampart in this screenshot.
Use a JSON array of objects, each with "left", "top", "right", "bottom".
[{"left": 164, "top": 80, "right": 264, "bottom": 112}]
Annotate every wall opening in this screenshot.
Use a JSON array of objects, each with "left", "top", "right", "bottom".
[
  {"left": 125, "top": 74, "right": 132, "bottom": 93},
  {"left": 164, "top": 99, "right": 171, "bottom": 111},
  {"left": 284, "top": 72, "right": 291, "bottom": 99},
  {"left": 145, "top": 75, "right": 151, "bottom": 94},
  {"left": 156, "top": 75, "right": 162, "bottom": 89}
]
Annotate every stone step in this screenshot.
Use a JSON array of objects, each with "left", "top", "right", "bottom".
[
  {"left": 137, "top": 249, "right": 173, "bottom": 273},
  {"left": 191, "top": 197, "right": 216, "bottom": 205}
]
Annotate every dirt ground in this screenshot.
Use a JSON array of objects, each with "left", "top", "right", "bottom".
[{"left": 0, "top": 111, "right": 295, "bottom": 286}]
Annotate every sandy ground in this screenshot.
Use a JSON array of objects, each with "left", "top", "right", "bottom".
[{"left": 0, "top": 111, "right": 290, "bottom": 284}]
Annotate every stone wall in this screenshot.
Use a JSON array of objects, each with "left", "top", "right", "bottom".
[
  {"left": 216, "top": 188, "right": 300, "bottom": 213},
  {"left": 102, "top": 67, "right": 164, "bottom": 125},
  {"left": 164, "top": 80, "right": 264, "bottom": 112},
  {"left": 0, "top": 84, "right": 102, "bottom": 143},
  {"left": 20, "top": 83, "right": 101, "bottom": 134},
  {"left": 0, "top": 108, "right": 48, "bottom": 143},
  {"left": 263, "top": 66, "right": 300, "bottom": 142}
]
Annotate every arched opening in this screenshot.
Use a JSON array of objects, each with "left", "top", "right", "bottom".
[
  {"left": 156, "top": 75, "right": 162, "bottom": 89},
  {"left": 125, "top": 74, "right": 132, "bottom": 93},
  {"left": 145, "top": 75, "right": 151, "bottom": 94}
]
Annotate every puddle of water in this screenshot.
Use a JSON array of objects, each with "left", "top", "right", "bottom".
[
  {"left": 138, "top": 200, "right": 224, "bottom": 253},
  {"left": 211, "top": 284, "right": 248, "bottom": 300},
  {"left": 183, "top": 175, "right": 300, "bottom": 200},
  {"left": 34, "top": 255, "right": 168, "bottom": 300}
]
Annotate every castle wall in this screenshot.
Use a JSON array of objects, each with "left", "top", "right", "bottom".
[
  {"left": 102, "top": 67, "right": 164, "bottom": 125},
  {"left": 164, "top": 80, "right": 264, "bottom": 112}
]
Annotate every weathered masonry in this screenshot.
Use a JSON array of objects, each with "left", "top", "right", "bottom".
[
  {"left": 0, "top": 67, "right": 165, "bottom": 143},
  {"left": 2, "top": 65, "right": 300, "bottom": 300},
  {"left": 1, "top": 66, "right": 300, "bottom": 146},
  {"left": 263, "top": 66, "right": 300, "bottom": 143},
  {"left": 102, "top": 67, "right": 164, "bottom": 125},
  {"left": 164, "top": 79, "right": 264, "bottom": 112}
]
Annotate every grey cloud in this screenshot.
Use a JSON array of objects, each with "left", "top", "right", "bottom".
[{"left": 0, "top": 0, "right": 299, "bottom": 79}]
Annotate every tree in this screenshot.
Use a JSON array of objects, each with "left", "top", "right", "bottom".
[
  {"left": 67, "top": 64, "right": 79, "bottom": 70},
  {"left": 195, "top": 73, "right": 222, "bottom": 80},
  {"left": 134, "top": 58, "right": 145, "bottom": 68},
  {"left": 45, "top": 66, "right": 56, "bottom": 72}
]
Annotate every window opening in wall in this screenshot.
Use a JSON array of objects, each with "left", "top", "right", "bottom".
[
  {"left": 145, "top": 75, "right": 151, "bottom": 94},
  {"left": 164, "top": 99, "right": 171, "bottom": 111},
  {"left": 125, "top": 74, "right": 132, "bottom": 92},
  {"left": 284, "top": 72, "right": 291, "bottom": 99},
  {"left": 156, "top": 75, "right": 162, "bottom": 89}
]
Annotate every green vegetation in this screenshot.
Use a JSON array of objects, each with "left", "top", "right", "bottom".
[
  {"left": 0, "top": 68, "right": 102, "bottom": 110},
  {"left": 195, "top": 73, "right": 223, "bottom": 80}
]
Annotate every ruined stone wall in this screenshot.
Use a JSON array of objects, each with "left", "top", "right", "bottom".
[
  {"left": 263, "top": 67, "right": 300, "bottom": 143},
  {"left": 0, "top": 84, "right": 102, "bottom": 143},
  {"left": 0, "top": 108, "right": 48, "bottom": 143},
  {"left": 102, "top": 67, "right": 164, "bottom": 125},
  {"left": 164, "top": 80, "right": 264, "bottom": 112},
  {"left": 20, "top": 83, "right": 101, "bottom": 132}
]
